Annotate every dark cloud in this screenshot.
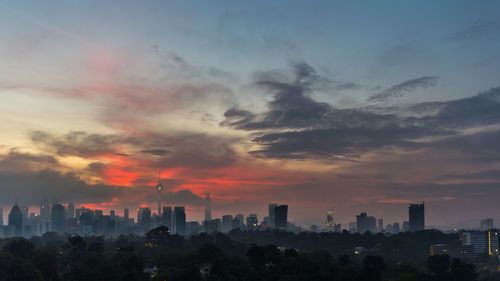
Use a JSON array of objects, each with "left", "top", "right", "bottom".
[
  {"left": 367, "top": 76, "right": 440, "bottom": 103},
  {"left": 140, "top": 149, "right": 170, "bottom": 156},
  {"left": 0, "top": 149, "right": 58, "bottom": 171},
  {"left": 222, "top": 63, "right": 500, "bottom": 162},
  {"left": 31, "top": 131, "right": 119, "bottom": 157},
  {"left": 437, "top": 170, "right": 500, "bottom": 181},
  {"left": 450, "top": 21, "right": 500, "bottom": 40},
  {"left": 0, "top": 169, "right": 123, "bottom": 205},
  {"left": 30, "top": 130, "right": 239, "bottom": 171}
]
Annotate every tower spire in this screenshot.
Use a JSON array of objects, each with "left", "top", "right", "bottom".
[{"left": 156, "top": 169, "right": 164, "bottom": 217}]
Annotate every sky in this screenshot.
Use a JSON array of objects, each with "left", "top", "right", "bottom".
[{"left": 1, "top": 0, "right": 500, "bottom": 229}]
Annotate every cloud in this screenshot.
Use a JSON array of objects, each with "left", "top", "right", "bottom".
[
  {"left": 0, "top": 169, "right": 123, "bottom": 205},
  {"left": 367, "top": 76, "right": 440, "bottom": 103},
  {"left": 222, "top": 63, "right": 500, "bottom": 162},
  {"left": 0, "top": 149, "right": 59, "bottom": 171},
  {"left": 450, "top": 21, "right": 500, "bottom": 40},
  {"left": 140, "top": 149, "right": 170, "bottom": 156}
]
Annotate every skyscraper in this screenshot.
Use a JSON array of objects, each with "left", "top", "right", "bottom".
[
  {"left": 124, "top": 208, "right": 129, "bottom": 220},
  {"left": 222, "top": 215, "right": 233, "bottom": 233},
  {"left": 0, "top": 208, "right": 3, "bottom": 226},
  {"left": 461, "top": 231, "right": 499, "bottom": 256},
  {"left": 173, "top": 206, "right": 186, "bottom": 235},
  {"left": 40, "top": 199, "right": 50, "bottom": 220},
  {"left": 51, "top": 204, "right": 67, "bottom": 234},
  {"left": 356, "top": 212, "right": 376, "bottom": 233},
  {"left": 204, "top": 194, "right": 212, "bottom": 222},
  {"left": 481, "top": 218, "right": 494, "bottom": 231},
  {"left": 268, "top": 203, "right": 277, "bottom": 229},
  {"left": 67, "top": 203, "right": 75, "bottom": 219},
  {"left": 275, "top": 205, "right": 288, "bottom": 229},
  {"left": 378, "top": 219, "right": 384, "bottom": 232},
  {"left": 409, "top": 202, "right": 425, "bottom": 231},
  {"left": 140, "top": 207, "right": 152, "bottom": 231},
  {"left": 8, "top": 202, "right": 23, "bottom": 236},
  {"left": 247, "top": 214, "right": 258, "bottom": 229},
  {"left": 163, "top": 206, "right": 172, "bottom": 230},
  {"left": 325, "top": 210, "right": 335, "bottom": 232}
]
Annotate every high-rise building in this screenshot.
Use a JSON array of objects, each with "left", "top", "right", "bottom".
[
  {"left": 124, "top": 208, "right": 129, "bottom": 220},
  {"left": 51, "top": 204, "right": 67, "bottom": 234},
  {"left": 356, "top": 213, "right": 376, "bottom": 233},
  {"left": 409, "top": 202, "right": 425, "bottom": 231},
  {"left": 140, "top": 207, "right": 152, "bottom": 231},
  {"left": 378, "top": 219, "right": 384, "bottom": 232},
  {"left": 268, "top": 203, "right": 277, "bottom": 229},
  {"left": 461, "top": 231, "right": 499, "bottom": 256},
  {"left": 393, "top": 222, "right": 401, "bottom": 233},
  {"left": 325, "top": 210, "right": 335, "bottom": 232},
  {"left": 173, "top": 207, "right": 186, "bottom": 235},
  {"left": 110, "top": 210, "right": 115, "bottom": 218},
  {"left": 222, "top": 215, "right": 233, "bottom": 233},
  {"left": 21, "top": 205, "right": 29, "bottom": 226},
  {"left": 402, "top": 221, "right": 410, "bottom": 232},
  {"left": 275, "top": 205, "right": 288, "bottom": 229},
  {"left": 334, "top": 223, "right": 342, "bottom": 232},
  {"left": 40, "top": 199, "right": 50, "bottom": 220},
  {"left": 204, "top": 194, "right": 212, "bottom": 222},
  {"left": 247, "top": 214, "right": 258, "bottom": 229},
  {"left": 0, "top": 208, "right": 3, "bottom": 226},
  {"left": 162, "top": 206, "right": 172, "bottom": 230},
  {"left": 67, "top": 203, "right": 75, "bottom": 219},
  {"left": 235, "top": 214, "right": 244, "bottom": 226},
  {"left": 481, "top": 218, "right": 494, "bottom": 231},
  {"left": 8, "top": 202, "right": 23, "bottom": 236}
]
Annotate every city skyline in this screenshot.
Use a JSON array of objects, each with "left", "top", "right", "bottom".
[{"left": 1, "top": 1, "right": 500, "bottom": 229}]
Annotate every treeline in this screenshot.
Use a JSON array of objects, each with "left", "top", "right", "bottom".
[{"left": 0, "top": 227, "right": 499, "bottom": 281}]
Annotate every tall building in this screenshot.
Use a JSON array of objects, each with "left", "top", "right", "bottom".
[
  {"left": 325, "top": 210, "right": 335, "bottom": 232},
  {"left": 124, "top": 208, "right": 129, "bottom": 220},
  {"left": 140, "top": 207, "right": 152, "bottom": 231},
  {"left": 173, "top": 207, "right": 186, "bottom": 235},
  {"left": 67, "top": 203, "right": 75, "bottom": 219},
  {"left": 461, "top": 231, "right": 499, "bottom": 256},
  {"left": 162, "top": 206, "right": 172, "bottom": 230},
  {"left": 8, "top": 202, "right": 23, "bottom": 236},
  {"left": 409, "top": 202, "right": 425, "bottom": 231},
  {"left": 40, "top": 199, "right": 50, "bottom": 220},
  {"left": 393, "top": 222, "right": 401, "bottom": 233},
  {"left": 247, "top": 214, "right": 258, "bottom": 229},
  {"left": 356, "top": 212, "right": 376, "bottom": 233},
  {"left": 21, "top": 205, "right": 29, "bottom": 227},
  {"left": 0, "top": 208, "right": 3, "bottom": 226},
  {"left": 51, "top": 204, "right": 67, "bottom": 234},
  {"left": 235, "top": 214, "right": 244, "bottom": 225},
  {"left": 268, "top": 203, "right": 277, "bottom": 229},
  {"left": 275, "top": 205, "right": 288, "bottom": 229},
  {"left": 402, "top": 221, "right": 410, "bottom": 232},
  {"left": 481, "top": 218, "right": 494, "bottom": 231},
  {"left": 204, "top": 194, "right": 212, "bottom": 222},
  {"left": 222, "top": 215, "right": 233, "bottom": 233},
  {"left": 378, "top": 219, "right": 384, "bottom": 232}
]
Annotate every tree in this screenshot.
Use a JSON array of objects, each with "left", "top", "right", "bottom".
[{"left": 3, "top": 238, "right": 36, "bottom": 260}]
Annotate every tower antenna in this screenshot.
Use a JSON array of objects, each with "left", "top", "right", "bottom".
[{"left": 156, "top": 169, "right": 164, "bottom": 217}]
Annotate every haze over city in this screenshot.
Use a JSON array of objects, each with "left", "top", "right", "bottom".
[{"left": 1, "top": 0, "right": 500, "bottom": 230}]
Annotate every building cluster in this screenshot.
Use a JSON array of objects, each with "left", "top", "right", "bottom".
[
  {"left": 0, "top": 197, "right": 290, "bottom": 238},
  {"left": 320, "top": 202, "right": 426, "bottom": 234},
  {"left": 431, "top": 229, "right": 499, "bottom": 259}
]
